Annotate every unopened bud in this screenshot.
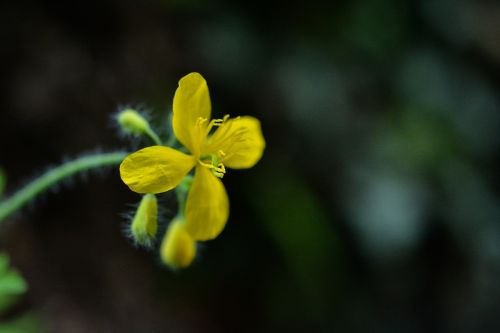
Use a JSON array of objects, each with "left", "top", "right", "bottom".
[
  {"left": 160, "top": 218, "right": 196, "bottom": 269},
  {"left": 117, "top": 109, "right": 150, "bottom": 135},
  {"left": 130, "top": 194, "right": 158, "bottom": 247}
]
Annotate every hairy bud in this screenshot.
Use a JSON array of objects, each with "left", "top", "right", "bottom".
[
  {"left": 117, "top": 109, "right": 151, "bottom": 136},
  {"left": 130, "top": 194, "right": 158, "bottom": 247}
]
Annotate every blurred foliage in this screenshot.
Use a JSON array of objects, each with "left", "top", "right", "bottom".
[
  {"left": 0, "top": 314, "right": 41, "bottom": 333},
  {"left": 0, "top": 253, "right": 40, "bottom": 333},
  {"left": 342, "top": 0, "right": 410, "bottom": 60},
  {"left": 248, "top": 158, "right": 344, "bottom": 329},
  {"left": 0, "top": 168, "right": 5, "bottom": 199},
  {"left": 0, "top": 253, "right": 27, "bottom": 313},
  {"left": 372, "top": 109, "right": 460, "bottom": 173}
]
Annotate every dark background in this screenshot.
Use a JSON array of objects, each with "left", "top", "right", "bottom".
[{"left": 1, "top": 0, "right": 500, "bottom": 332}]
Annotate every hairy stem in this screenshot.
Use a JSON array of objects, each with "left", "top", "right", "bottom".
[
  {"left": 145, "top": 127, "right": 163, "bottom": 146},
  {"left": 175, "top": 175, "right": 193, "bottom": 217},
  {"left": 0, "top": 152, "right": 127, "bottom": 223}
]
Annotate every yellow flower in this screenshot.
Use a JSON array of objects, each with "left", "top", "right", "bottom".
[{"left": 120, "top": 73, "right": 265, "bottom": 241}]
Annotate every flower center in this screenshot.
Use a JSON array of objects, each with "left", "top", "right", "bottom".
[
  {"left": 195, "top": 115, "right": 250, "bottom": 178},
  {"left": 205, "top": 116, "right": 248, "bottom": 153},
  {"left": 195, "top": 115, "right": 231, "bottom": 178},
  {"left": 199, "top": 150, "right": 226, "bottom": 178}
]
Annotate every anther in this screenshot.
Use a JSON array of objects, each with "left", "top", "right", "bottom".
[
  {"left": 205, "top": 115, "right": 231, "bottom": 136},
  {"left": 196, "top": 117, "right": 208, "bottom": 127},
  {"left": 197, "top": 155, "right": 227, "bottom": 179}
]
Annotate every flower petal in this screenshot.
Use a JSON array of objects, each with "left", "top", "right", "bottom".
[
  {"left": 173, "top": 72, "right": 211, "bottom": 156},
  {"left": 120, "top": 146, "right": 195, "bottom": 194},
  {"left": 205, "top": 116, "right": 265, "bottom": 169},
  {"left": 185, "top": 165, "right": 229, "bottom": 241}
]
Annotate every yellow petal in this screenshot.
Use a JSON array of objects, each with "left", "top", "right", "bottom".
[
  {"left": 205, "top": 116, "right": 265, "bottom": 169},
  {"left": 185, "top": 165, "right": 229, "bottom": 241},
  {"left": 120, "top": 146, "right": 195, "bottom": 194},
  {"left": 160, "top": 218, "right": 196, "bottom": 269},
  {"left": 173, "top": 72, "right": 211, "bottom": 156}
]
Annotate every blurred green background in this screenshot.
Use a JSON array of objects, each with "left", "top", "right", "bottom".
[{"left": 1, "top": 0, "right": 500, "bottom": 332}]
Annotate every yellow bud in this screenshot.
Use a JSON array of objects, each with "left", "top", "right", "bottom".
[
  {"left": 117, "top": 109, "right": 150, "bottom": 135},
  {"left": 160, "top": 218, "right": 196, "bottom": 269},
  {"left": 130, "top": 194, "right": 158, "bottom": 247}
]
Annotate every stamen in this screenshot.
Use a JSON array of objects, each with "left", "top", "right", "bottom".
[
  {"left": 216, "top": 163, "right": 226, "bottom": 174},
  {"left": 198, "top": 159, "right": 214, "bottom": 168},
  {"left": 212, "top": 170, "right": 225, "bottom": 178},
  {"left": 215, "top": 127, "right": 249, "bottom": 154},
  {"left": 196, "top": 117, "right": 208, "bottom": 127},
  {"left": 212, "top": 161, "right": 226, "bottom": 178},
  {"left": 204, "top": 114, "right": 231, "bottom": 137},
  {"left": 222, "top": 152, "right": 235, "bottom": 160},
  {"left": 205, "top": 116, "right": 238, "bottom": 149},
  {"left": 198, "top": 153, "right": 227, "bottom": 179},
  {"left": 195, "top": 117, "right": 209, "bottom": 144},
  {"left": 201, "top": 116, "right": 250, "bottom": 161}
]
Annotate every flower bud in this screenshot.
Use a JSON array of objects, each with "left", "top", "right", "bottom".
[
  {"left": 130, "top": 194, "right": 158, "bottom": 247},
  {"left": 117, "top": 109, "right": 151, "bottom": 136},
  {"left": 160, "top": 218, "right": 196, "bottom": 269}
]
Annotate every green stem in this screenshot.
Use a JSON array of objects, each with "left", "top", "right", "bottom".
[
  {"left": 145, "top": 127, "right": 163, "bottom": 146},
  {"left": 174, "top": 175, "right": 193, "bottom": 217},
  {"left": 164, "top": 112, "right": 177, "bottom": 147},
  {"left": 0, "top": 152, "right": 127, "bottom": 223},
  {"left": 175, "top": 188, "right": 186, "bottom": 217},
  {"left": 165, "top": 133, "right": 177, "bottom": 147}
]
